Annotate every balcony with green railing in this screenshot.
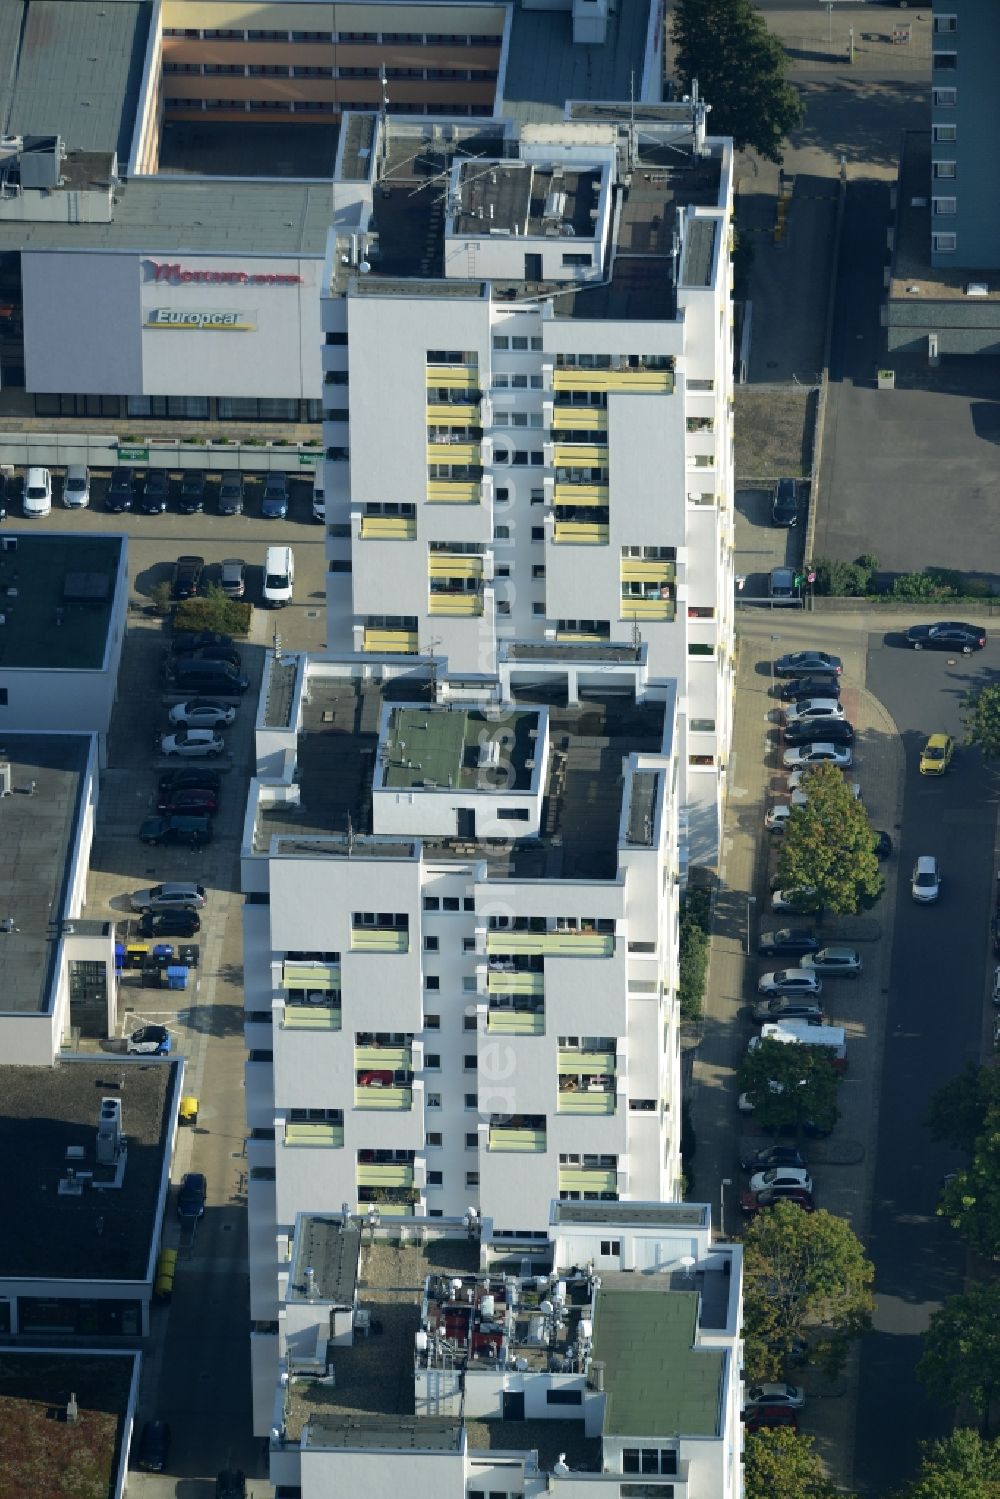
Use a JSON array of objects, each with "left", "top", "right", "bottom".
[
  {"left": 356, "top": 1044, "right": 412, "bottom": 1071},
  {"left": 486, "top": 1006, "right": 545, "bottom": 1036},
  {"left": 557, "top": 1088, "right": 616, "bottom": 1115},
  {"left": 284, "top": 1121, "right": 344, "bottom": 1147},
  {"left": 282, "top": 1002, "right": 342, "bottom": 1031},
  {"left": 489, "top": 1122, "right": 547, "bottom": 1153},
  {"left": 558, "top": 1049, "right": 615, "bottom": 1075},
  {"left": 487, "top": 969, "right": 544, "bottom": 996},
  {"left": 356, "top": 1162, "right": 415, "bottom": 1188},
  {"left": 351, "top": 925, "right": 409, "bottom": 953},
  {"left": 558, "top": 1167, "right": 618, "bottom": 1192},
  {"left": 354, "top": 1083, "right": 413, "bottom": 1111},
  {"left": 486, "top": 930, "right": 614, "bottom": 958}
]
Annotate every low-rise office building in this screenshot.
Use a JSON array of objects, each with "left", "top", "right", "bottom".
[
  {"left": 0, "top": 1059, "right": 184, "bottom": 1340},
  {"left": 258, "top": 1201, "right": 743, "bottom": 1495}
]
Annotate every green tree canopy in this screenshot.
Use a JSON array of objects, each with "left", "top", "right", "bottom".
[
  {"left": 743, "top": 1201, "right": 874, "bottom": 1380},
  {"left": 938, "top": 1123, "right": 1000, "bottom": 1258},
  {"left": 926, "top": 1064, "right": 1000, "bottom": 1156},
  {"left": 738, "top": 1037, "right": 840, "bottom": 1138},
  {"left": 775, "top": 763, "right": 884, "bottom": 916},
  {"left": 963, "top": 683, "right": 1000, "bottom": 760},
  {"left": 671, "top": 0, "right": 805, "bottom": 162},
  {"left": 918, "top": 1284, "right": 1000, "bottom": 1435},
  {"left": 744, "top": 1426, "right": 843, "bottom": 1499},
  {"left": 891, "top": 1428, "right": 1000, "bottom": 1499}
]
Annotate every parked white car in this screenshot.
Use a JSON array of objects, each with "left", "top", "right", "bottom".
[
  {"left": 783, "top": 697, "right": 845, "bottom": 725},
  {"left": 912, "top": 855, "right": 941, "bottom": 904},
  {"left": 167, "top": 701, "right": 236, "bottom": 730},
  {"left": 757, "top": 970, "right": 823, "bottom": 997},
  {"left": 783, "top": 743, "right": 853, "bottom": 769},
  {"left": 748, "top": 1166, "right": 813, "bottom": 1196},
  {"left": 160, "top": 729, "right": 225, "bottom": 758},
  {"left": 23, "top": 466, "right": 52, "bottom": 517}
]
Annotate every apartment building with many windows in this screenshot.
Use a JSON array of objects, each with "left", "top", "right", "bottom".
[
  {"left": 257, "top": 1201, "right": 744, "bottom": 1491},
  {"left": 320, "top": 105, "right": 735, "bottom": 863},
  {"left": 243, "top": 652, "right": 684, "bottom": 1421}
]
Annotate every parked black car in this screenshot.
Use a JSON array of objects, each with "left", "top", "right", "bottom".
[
  {"left": 905, "top": 620, "right": 986, "bottom": 654},
  {"left": 774, "top": 651, "right": 843, "bottom": 677},
  {"left": 139, "top": 814, "right": 213, "bottom": 848},
  {"left": 137, "top": 909, "right": 202, "bottom": 939},
  {"left": 106, "top": 467, "right": 135, "bottom": 512},
  {"left": 158, "top": 768, "right": 222, "bottom": 797},
  {"left": 139, "top": 470, "right": 170, "bottom": 514},
  {"left": 771, "top": 478, "right": 798, "bottom": 527},
  {"left": 217, "top": 475, "right": 245, "bottom": 516},
  {"left": 757, "top": 928, "right": 821, "bottom": 958},
  {"left": 170, "top": 555, "right": 204, "bottom": 601},
  {"left": 783, "top": 719, "right": 855, "bottom": 747},
  {"left": 739, "top": 1144, "right": 809, "bottom": 1174},
  {"left": 135, "top": 1420, "right": 171, "bottom": 1472},
  {"left": 778, "top": 675, "right": 841, "bottom": 702},
  {"left": 169, "top": 630, "right": 233, "bottom": 654},
  {"left": 178, "top": 470, "right": 206, "bottom": 514}
]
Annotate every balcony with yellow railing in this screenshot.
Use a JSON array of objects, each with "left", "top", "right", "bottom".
[
  {"left": 361, "top": 515, "right": 417, "bottom": 540},
  {"left": 427, "top": 480, "right": 481, "bottom": 505},
  {"left": 282, "top": 1003, "right": 342, "bottom": 1031},
  {"left": 552, "top": 444, "right": 608, "bottom": 468},
  {"left": 429, "top": 590, "right": 484, "bottom": 616},
  {"left": 283, "top": 960, "right": 340, "bottom": 989},
  {"left": 552, "top": 367, "right": 674, "bottom": 394},
  {"left": 427, "top": 442, "right": 481, "bottom": 464},
  {"left": 356, "top": 1044, "right": 411, "bottom": 1071},
  {"left": 621, "top": 558, "right": 677, "bottom": 583},
  {"left": 556, "top": 629, "right": 610, "bottom": 643},
  {"left": 488, "top": 969, "right": 544, "bottom": 996},
  {"left": 356, "top": 1162, "right": 414, "bottom": 1188},
  {"left": 557, "top": 1088, "right": 617, "bottom": 1115},
  {"left": 551, "top": 406, "right": 608, "bottom": 431},
  {"left": 558, "top": 1050, "right": 615, "bottom": 1075},
  {"left": 426, "top": 364, "right": 479, "bottom": 391},
  {"left": 489, "top": 1126, "right": 547, "bottom": 1153},
  {"left": 357, "top": 1200, "right": 416, "bottom": 1216},
  {"left": 362, "top": 627, "right": 419, "bottom": 654},
  {"left": 620, "top": 596, "right": 676, "bottom": 623},
  {"left": 284, "top": 1121, "right": 344, "bottom": 1147},
  {"left": 487, "top": 1007, "right": 545, "bottom": 1035},
  {"left": 428, "top": 554, "right": 483, "bottom": 579},
  {"left": 558, "top": 1167, "right": 618, "bottom": 1192},
  {"left": 354, "top": 1085, "right": 413, "bottom": 1111},
  {"left": 426, "top": 402, "right": 479, "bottom": 423},
  {"left": 486, "top": 930, "right": 614, "bottom": 958},
  {"left": 351, "top": 926, "right": 409, "bottom": 953},
  {"left": 553, "top": 483, "right": 609, "bottom": 507},
  {"left": 553, "top": 521, "right": 609, "bottom": 545}
]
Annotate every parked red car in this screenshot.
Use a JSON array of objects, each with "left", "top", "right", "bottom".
[
  {"left": 742, "top": 1406, "right": 799, "bottom": 1435},
  {"left": 157, "top": 788, "right": 219, "bottom": 816}
]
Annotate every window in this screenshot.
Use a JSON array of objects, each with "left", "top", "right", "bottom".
[
  {"left": 427, "top": 1093, "right": 441, "bottom": 1108},
  {"left": 492, "top": 335, "right": 510, "bottom": 349},
  {"left": 425, "top": 975, "right": 440, "bottom": 991},
  {"left": 563, "top": 252, "right": 591, "bottom": 267},
  {"left": 531, "top": 526, "right": 544, "bottom": 541},
  {"left": 495, "top": 525, "right": 510, "bottom": 540},
  {"left": 530, "top": 488, "right": 544, "bottom": 504},
  {"left": 688, "top": 643, "right": 715, "bottom": 657},
  {"left": 463, "top": 937, "right": 476, "bottom": 952},
  {"left": 495, "top": 486, "right": 510, "bottom": 502},
  {"left": 465, "top": 1093, "right": 478, "bottom": 1109},
  {"left": 426, "top": 1132, "right": 443, "bottom": 1147},
  {"left": 424, "top": 936, "right": 439, "bottom": 952},
  {"left": 423, "top": 896, "right": 440, "bottom": 911},
  {"left": 601, "top": 1239, "right": 622, "bottom": 1255},
  {"left": 464, "top": 898, "right": 475, "bottom": 911},
  {"left": 933, "top": 123, "right": 957, "bottom": 142},
  {"left": 546, "top": 1388, "right": 583, "bottom": 1405},
  {"left": 466, "top": 1171, "right": 480, "bottom": 1186},
  {"left": 622, "top": 1449, "right": 676, "bottom": 1475},
  {"left": 690, "top": 717, "right": 716, "bottom": 733},
  {"left": 0, "top": 689, "right": 6, "bottom": 706},
  {"left": 532, "top": 602, "right": 545, "bottom": 616},
  {"left": 689, "top": 753, "right": 716, "bottom": 768},
  {"left": 496, "top": 564, "right": 510, "bottom": 578},
  {"left": 444, "top": 896, "right": 461, "bottom": 912},
  {"left": 933, "top": 196, "right": 957, "bottom": 216},
  {"left": 464, "top": 1054, "right": 477, "bottom": 1069},
  {"left": 497, "top": 808, "right": 530, "bottom": 820},
  {"left": 933, "top": 232, "right": 957, "bottom": 252},
  {"left": 532, "top": 564, "right": 545, "bottom": 579},
  {"left": 466, "top": 1132, "right": 478, "bottom": 1148},
  {"left": 424, "top": 1015, "right": 440, "bottom": 1031},
  {"left": 934, "top": 15, "right": 957, "bottom": 33},
  {"left": 497, "top": 601, "right": 511, "bottom": 615},
  {"left": 464, "top": 1015, "right": 478, "bottom": 1031},
  {"left": 426, "top": 1054, "right": 441, "bottom": 1070},
  {"left": 629, "top": 1098, "right": 656, "bottom": 1111},
  {"left": 428, "top": 1171, "right": 443, "bottom": 1186},
  {"left": 933, "top": 87, "right": 957, "bottom": 106},
  {"left": 933, "top": 160, "right": 956, "bottom": 179}
]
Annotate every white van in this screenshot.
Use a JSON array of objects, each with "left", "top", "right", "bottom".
[
  {"left": 23, "top": 466, "right": 52, "bottom": 517},
  {"left": 262, "top": 545, "right": 294, "bottom": 608},
  {"left": 754, "top": 1020, "right": 847, "bottom": 1071}
]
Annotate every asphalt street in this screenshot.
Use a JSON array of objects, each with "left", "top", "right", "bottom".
[{"left": 856, "top": 629, "right": 1000, "bottom": 1490}]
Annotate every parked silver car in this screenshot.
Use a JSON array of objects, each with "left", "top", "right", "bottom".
[{"left": 130, "top": 881, "right": 207, "bottom": 914}]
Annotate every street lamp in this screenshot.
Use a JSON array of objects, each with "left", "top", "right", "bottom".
[
  {"left": 720, "top": 1178, "right": 733, "bottom": 1239},
  {"left": 745, "top": 895, "right": 757, "bottom": 956},
  {"left": 770, "top": 634, "right": 781, "bottom": 697}
]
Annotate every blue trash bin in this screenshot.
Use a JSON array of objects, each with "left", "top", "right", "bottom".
[{"left": 166, "top": 965, "right": 189, "bottom": 991}]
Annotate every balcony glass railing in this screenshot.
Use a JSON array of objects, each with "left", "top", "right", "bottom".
[
  {"left": 355, "top": 1045, "right": 411, "bottom": 1070},
  {"left": 487, "top": 1008, "right": 545, "bottom": 1035},
  {"left": 354, "top": 1086, "right": 413, "bottom": 1110},
  {"left": 284, "top": 1122, "right": 344, "bottom": 1147},
  {"left": 557, "top": 1091, "right": 616, "bottom": 1115},
  {"left": 428, "top": 593, "right": 484, "bottom": 616},
  {"left": 350, "top": 927, "right": 409, "bottom": 952},
  {"left": 427, "top": 480, "right": 481, "bottom": 504},
  {"left": 362, "top": 628, "right": 419, "bottom": 654},
  {"left": 557, "top": 1050, "right": 615, "bottom": 1074},
  {"left": 283, "top": 1004, "right": 342, "bottom": 1031},
  {"left": 486, "top": 930, "right": 614, "bottom": 957},
  {"left": 552, "top": 444, "right": 608, "bottom": 467},
  {"left": 487, "top": 970, "right": 544, "bottom": 995},
  {"left": 283, "top": 960, "right": 340, "bottom": 987},
  {"left": 551, "top": 405, "right": 608, "bottom": 431},
  {"left": 620, "top": 559, "right": 677, "bottom": 583},
  {"left": 428, "top": 555, "right": 483, "bottom": 578},
  {"left": 426, "top": 364, "right": 479, "bottom": 389},
  {"left": 427, "top": 442, "right": 481, "bottom": 464},
  {"left": 356, "top": 1163, "right": 414, "bottom": 1188},
  {"left": 553, "top": 521, "right": 609, "bottom": 545},
  {"left": 426, "top": 402, "right": 479, "bottom": 423},
  {"left": 489, "top": 1127, "right": 547, "bottom": 1153},
  {"left": 558, "top": 1167, "right": 617, "bottom": 1192},
  {"left": 552, "top": 484, "right": 609, "bottom": 507},
  {"left": 357, "top": 1201, "right": 415, "bottom": 1216},
  {"left": 360, "top": 515, "right": 417, "bottom": 540},
  {"left": 620, "top": 598, "right": 676, "bottom": 622},
  {"left": 552, "top": 368, "right": 674, "bottom": 394}
]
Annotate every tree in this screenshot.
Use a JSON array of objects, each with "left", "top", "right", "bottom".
[
  {"left": 963, "top": 683, "right": 1000, "bottom": 761},
  {"left": 775, "top": 763, "right": 884, "bottom": 916},
  {"left": 918, "top": 1283, "right": 1000, "bottom": 1435},
  {"left": 891, "top": 1428, "right": 1000, "bottom": 1499},
  {"left": 671, "top": 0, "right": 805, "bottom": 163},
  {"left": 926, "top": 1064, "right": 1000, "bottom": 1156},
  {"left": 738, "top": 1038, "right": 840, "bottom": 1139},
  {"left": 743, "top": 1201, "right": 874, "bottom": 1380},
  {"left": 744, "top": 1426, "right": 843, "bottom": 1499},
  {"left": 937, "top": 1123, "right": 1000, "bottom": 1258}
]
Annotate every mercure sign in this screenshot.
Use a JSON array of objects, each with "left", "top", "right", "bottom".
[{"left": 143, "top": 260, "right": 304, "bottom": 287}]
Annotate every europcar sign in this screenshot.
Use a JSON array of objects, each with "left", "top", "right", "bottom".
[{"left": 145, "top": 309, "right": 256, "bottom": 331}]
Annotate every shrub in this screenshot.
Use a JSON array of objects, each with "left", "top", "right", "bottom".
[
  {"left": 810, "top": 555, "right": 877, "bottom": 597},
  {"left": 891, "top": 570, "right": 957, "bottom": 602},
  {"left": 678, "top": 887, "right": 712, "bottom": 1020},
  {"left": 149, "top": 580, "right": 172, "bottom": 616},
  {"left": 173, "top": 584, "right": 252, "bottom": 637}
]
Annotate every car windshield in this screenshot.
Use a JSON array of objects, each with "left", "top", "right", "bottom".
[{"left": 926, "top": 746, "right": 944, "bottom": 759}]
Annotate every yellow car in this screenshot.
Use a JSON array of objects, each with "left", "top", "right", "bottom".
[{"left": 919, "top": 733, "right": 954, "bottom": 776}]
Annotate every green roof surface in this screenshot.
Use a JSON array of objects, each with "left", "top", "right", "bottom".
[
  {"left": 382, "top": 706, "right": 538, "bottom": 792},
  {"left": 593, "top": 1288, "right": 724, "bottom": 1438}
]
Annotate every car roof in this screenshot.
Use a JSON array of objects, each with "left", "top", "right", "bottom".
[
  {"left": 814, "top": 946, "right": 859, "bottom": 958},
  {"left": 915, "top": 854, "right": 938, "bottom": 871},
  {"left": 925, "top": 732, "right": 950, "bottom": 746},
  {"left": 222, "top": 557, "right": 245, "bottom": 569}
]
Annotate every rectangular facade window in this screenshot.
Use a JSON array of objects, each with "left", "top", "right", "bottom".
[
  {"left": 426, "top": 1132, "right": 442, "bottom": 1146},
  {"left": 933, "top": 51, "right": 957, "bottom": 70},
  {"left": 688, "top": 643, "right": 715, "bottom": 657},
  {"left": 425, "top": 1054, "right": 441, "bottom": 1069},
  {"left": 933, "top": 87, "right": 957, "bottom": 105},
  {"left": 546, "top": 1388, "right": 583, "bottom": 1405},
  {"left": 934, "top": 15, "right": 957, "bottom": 32},
  {"left": 933, "top": 124, "right": 957, "bottom": 141},
  {"left": 932, "top": 197, "right": 957, "bottom": 216},
  {"left": 690, "top": 717, "right": 716, "bottom": 733},
  {"left": 466, "top": 1172, "right": 480, "bottom": 1186},
  {"left": 601, "top": 1239, "right": 622, "bottom": 1255},
  {"left": 424, "top": 1015, "right": 440, "bottom": 1030},
  {"left": 933, "top": 160, "right": 956, "bottom": 179},
  {"left": 428, "top": 1171, "right": 443, "bottom": 1186},
  {"left": 932, "top": 233, "right": 957, "bottom": 252},
  {"left": 427, "top": 1093, "right": 441, "bottom": 1108}
]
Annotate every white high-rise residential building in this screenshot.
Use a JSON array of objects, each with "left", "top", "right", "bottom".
[
  {"left": 243, "top": 653, "right": 683, "bottom": 1423},
  {"left": 262, "top": 1201, "right": 744, "bottom": 1494},
  {"left": 320, "top": 104, "right": 735, "bottom": 863}
]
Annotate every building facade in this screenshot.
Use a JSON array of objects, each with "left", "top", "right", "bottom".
[
  {"left": 320, "top": 108, "right": 735, "bottom": 863},
  {"left": 930, "top": 1, "right": 1000, "bottom": 269}
]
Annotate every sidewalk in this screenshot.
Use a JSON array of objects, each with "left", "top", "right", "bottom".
[{"left": 688, "top": 609, "right": 904, "bottom": 1488}]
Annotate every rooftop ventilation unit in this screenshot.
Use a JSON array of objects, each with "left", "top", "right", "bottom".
[
  {"left": 96, "top": 1097, "right": 122, "bottom": 1166},
  {"left": 478, "top": 740, "right": 501, "bottom": 769},
  {"left": 967, "top": 282, "right": 989, "bottom": 297},
  {"left": 0, "top": 763, "right": 10, "bottom": 796}
]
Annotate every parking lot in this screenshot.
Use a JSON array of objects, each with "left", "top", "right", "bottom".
[{"left": 2, "top": 481, "right": 327, "bottom": 1494}]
